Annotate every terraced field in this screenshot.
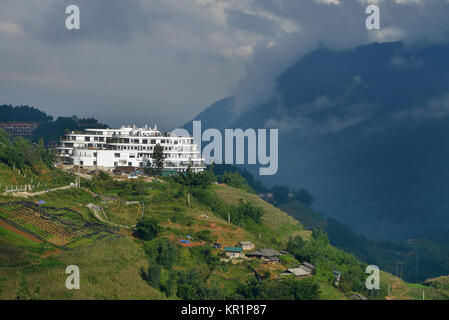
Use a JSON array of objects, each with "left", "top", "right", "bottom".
[{"left": 0, "top": 202, "right": 114, "bottom": 247}]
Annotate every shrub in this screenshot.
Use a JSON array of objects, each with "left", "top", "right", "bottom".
[
  {"left": 156, "top": 238, "right": 178, "bottom": 269},
  {"left": 15, "top": 275, "right": 40, "bottom": 300},
  {"left": 134, "top": 217, "right": 161, "bottom": 241},
  {"left": 146, "top": 264, "right": 162, "bottom": 289},
  {"left": 196, "top": 230, "right": 215, "bottom": 243}
]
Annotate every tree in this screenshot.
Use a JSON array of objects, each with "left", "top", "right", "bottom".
[
  {"left": 312, "top": 229, "right": 329, "bottom": 245},
  {"left": 219, "top": 171, "right": 252, "bottom": 192},
  {"left": 270, "top": 185, "right": 291, "bottom": 204},
  {"left": 151, "top": 144, "right": 164, "bottom": 175},
  {"left": 160, "top": 270, "right": 177, "bottom": 297},
  {"left": 174, "top": 163, "right": 214, "bottom": 189},
  {"left": 175, "top": 269, "right": 204, "bottom": 299},
  {"left": 0, "top": 129, "right": 55, "bottom": 172},
  {"left": 15, "top": 275, "right": 40, "bottom": 300},
  {"left": 286, "top": 236, "right": 306, "bottom": 256},
  {"left": 230, "top": 199, "right": 264, "bottom": 226},
  {"left": 156, "top": 238, "right": 178, "bottom": 269},
  {"left": 293, "top": 188, "right": 314, "bottom": 207},
  {"left": 0, "top": 277, "right": 4, "bottom": 299},
  {"left": 146, "top": 264, "right": 162, "bottom": 289},
  {"left": 291, "top": 277, "right": 320, "bottom": 300},
  {"left": 134, "top": 217, "right": 161, "bottom": 241}
]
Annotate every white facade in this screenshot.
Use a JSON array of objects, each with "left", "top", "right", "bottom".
[{"left": 57, "top": 125, "right": 205, "bottom": 172}]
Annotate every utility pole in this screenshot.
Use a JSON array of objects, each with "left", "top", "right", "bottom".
[
  {"left": 187, "top": 172, "right": 191, "bottom": 207},
  {"left": 400, "top": 262, "right": 404, "bottom": 280},
  {"left": 228, "top": 212, "right": 230, "bottom": 223},
  {"left": 77, "top": 165, "right": 81, "bottom": 188},
  {"left": 415, "top": 251, "right": 419, "bottom": 276}
]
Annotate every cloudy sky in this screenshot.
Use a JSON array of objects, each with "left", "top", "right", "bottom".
[{"left": 1, "top": 0, "right": 448, "bottom": 130}]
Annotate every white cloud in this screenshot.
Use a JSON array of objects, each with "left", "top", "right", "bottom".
[
  {"left": 315, "top": 0, "right": 340, "bottom": 5},
  {"left": 389, "top": 55, "right": 424, "bottom": 68},
  {"left": 368, "top": 27, "right": 406, "bottom": 43},
  {"left": 394, "top": 93, "right": 449, "bottom": 120}
]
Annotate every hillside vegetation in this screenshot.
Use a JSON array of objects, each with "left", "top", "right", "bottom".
[
  {"left": 1, "top": 165, "right": 447, "bottom": 300},
  {"left": 0, "top": 129, "right": 73, "bottom": 190}
]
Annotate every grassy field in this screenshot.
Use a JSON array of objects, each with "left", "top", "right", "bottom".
[
  {"left": 380, "top": 271, "right": 447, "bottom": 300},
  {"left": 104, "top": 202, "right": 142, "bottom": 227},
  {"left": 213, "top": 185, "right": 311, "bottom": 242},
  {"left": 0, "top": 236, "right": 165, "bottom": 299},
  {"left": 0, "top": 224, "right": 41, "bottom": 248}
]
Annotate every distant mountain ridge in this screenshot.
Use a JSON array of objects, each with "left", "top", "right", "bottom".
[
  {"left": 0, "top": 104, "right": 53, "bottom": 122},
  {"left": 188, "top": 41, "right": 449, "bottom": 241},
  {"left": 0, "top": 104, "right": 108, "bottom": 144}
]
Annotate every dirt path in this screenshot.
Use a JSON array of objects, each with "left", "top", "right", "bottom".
[
  {"left": 0, "top": 219, "right": 42, "bottom": 243},
  {"left": 87, "top": 203, "right": 131, "bottom": 229},
  {"left": 386, "top": 277, "right": 410, "bottom": 300},
  {"left": 42, "top": 248, "right": 62, "bottom": 258},
  {"left": 8, "top": 184, "right": 74, "bottom": 198}
]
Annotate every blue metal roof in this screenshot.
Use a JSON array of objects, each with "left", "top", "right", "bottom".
[{"left": 224, "top": 247, "right": 242, "bottom": 252}]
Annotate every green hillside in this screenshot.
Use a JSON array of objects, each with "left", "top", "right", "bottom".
[{"left": 0, "top": 166, "right": 447, "bottom": 300}]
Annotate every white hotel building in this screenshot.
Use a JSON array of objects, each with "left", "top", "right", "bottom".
[{"left": 57, "top": 125, "right": 205, "bottom": 173}]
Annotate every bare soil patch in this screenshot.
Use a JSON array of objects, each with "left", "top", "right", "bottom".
[{"left": 0, "top": 219, "right": 42, "bottom": 243}]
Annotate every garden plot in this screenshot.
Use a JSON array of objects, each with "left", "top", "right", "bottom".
[{"left": 0, "top": 202, "right": 114, "bottom": 247}]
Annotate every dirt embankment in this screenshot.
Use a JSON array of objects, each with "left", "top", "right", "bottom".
[{"left": 0, "top": 219, "right": 42, "bottom": 243}]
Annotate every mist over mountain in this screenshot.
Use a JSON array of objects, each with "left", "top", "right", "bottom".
[{"left": 188, "top": 41, "right": 449, "bottom": 241}]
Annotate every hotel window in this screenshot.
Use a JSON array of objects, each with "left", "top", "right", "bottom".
[{"left": 114, "top": 153, "right": 120, "bottom": 158}]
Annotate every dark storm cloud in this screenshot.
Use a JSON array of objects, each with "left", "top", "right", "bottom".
[
  {"left": 0, "top": 0, "right": 448, "bottom": 129},
  {"left": 23, "top": 0, "right": 150, "bottom": 44},
  {"left": 231, "top": 0, "right": 449, "bottom": 114}
]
